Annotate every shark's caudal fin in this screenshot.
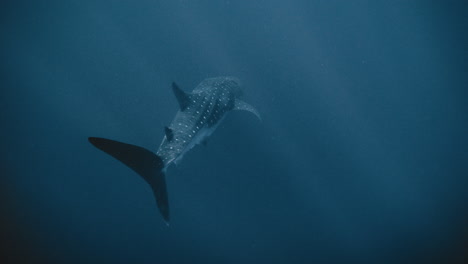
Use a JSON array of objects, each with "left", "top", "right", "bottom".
[{"left": 88, "top": 137, "right": 170, "bottom": 223}]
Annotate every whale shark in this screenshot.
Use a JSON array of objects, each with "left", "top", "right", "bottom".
[{"left": 88, "top": 77, "right": 261, "bottom": 223}]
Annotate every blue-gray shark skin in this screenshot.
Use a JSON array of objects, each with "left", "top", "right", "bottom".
[
  {"left": 88, "top": 77, "right": 260, "bottom": 224},
  {"left": 159, "top": 77, "right": 261, "bottom": 167}
]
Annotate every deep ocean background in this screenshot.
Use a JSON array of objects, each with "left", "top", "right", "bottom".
[{"left": 1, "top": 1, "right": 467, "bottom": 263}]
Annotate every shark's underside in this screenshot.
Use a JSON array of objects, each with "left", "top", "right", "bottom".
[{"left": 89, "top": 77, "right": 260, "bottom": 223}]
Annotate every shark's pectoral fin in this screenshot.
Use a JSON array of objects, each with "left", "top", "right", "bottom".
[
  {"left": 234, "top": 99, "right": 262, "bottom": 121},
  {"left": 172, "top": 82, "right": 191, "bottom": 111}
]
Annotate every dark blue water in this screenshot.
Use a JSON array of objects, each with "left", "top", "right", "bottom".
[{"left": 2, "top": 1, "right": 467, "bottom": 263}]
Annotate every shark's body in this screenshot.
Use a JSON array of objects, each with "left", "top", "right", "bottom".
[
  {"left": 89, "top": 77, "right": 260, "bottom": 223},
  {"left": 158, "top": 77, "right": 260, "bottom": 167}
]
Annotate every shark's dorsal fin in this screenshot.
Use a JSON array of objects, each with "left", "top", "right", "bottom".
[
  {"left": 234, "top": 100, "right": 262, "bottom": 121},
  {"left": 164, "top": 126, "right": 174, "bottom": 141},
  {"left": 172, "top": 82, "right": 191, "bottom": 111}
]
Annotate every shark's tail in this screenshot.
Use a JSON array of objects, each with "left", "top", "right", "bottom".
[{"left": 88, "top": 137, "right": 170, "bottom": 223}]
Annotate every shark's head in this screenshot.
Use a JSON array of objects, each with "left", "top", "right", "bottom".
[
  {"left": 220, "top": 76, "right": 243, "bottom": 98},
  {"left": 195, "top": 76, "right": 244, "bottom": 98}
]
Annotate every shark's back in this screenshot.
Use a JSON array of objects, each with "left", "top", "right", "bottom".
[{"left": 157, "top": 77, "right": 241, "bottom": 165}]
